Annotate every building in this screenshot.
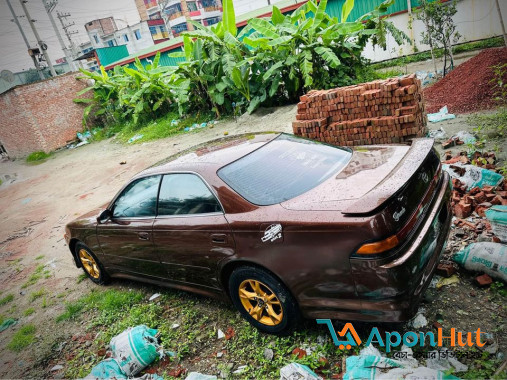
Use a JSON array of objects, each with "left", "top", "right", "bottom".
[
  {"left": 84, "top": 17, "right": 155, "bottom": 55},
  {"left": 135, "top": 0, "right": 222, "bottom": 38}
]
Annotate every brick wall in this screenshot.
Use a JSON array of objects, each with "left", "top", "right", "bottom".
[
  {"left": 0, "top": 72, "right": 89, "bottom": 158},
  {"left": 292, "top": 75, "right": 427, "bottom": 146}
]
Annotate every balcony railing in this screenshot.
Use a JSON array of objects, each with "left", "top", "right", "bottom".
[
  {"left": 168, "top": 11, "right": 184, "bottom": 20},
  {"left": 203, "top": 5, "right": 220, "bottom": 12}
]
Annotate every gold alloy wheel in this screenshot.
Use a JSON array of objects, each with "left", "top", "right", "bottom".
[
  {"left": 238, "top": 279, "right": 283, "bottom": 326},
  {"left": 78, "top": 249, "right": 100, "bottom": 279}
]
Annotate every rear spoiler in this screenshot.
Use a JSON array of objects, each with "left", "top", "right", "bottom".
[{"left": 342, "top": 138, "right": 435, "bottom": 215}]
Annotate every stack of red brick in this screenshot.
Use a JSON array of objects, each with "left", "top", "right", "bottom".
[
  {"left": 292, "top": 74, "right": 427, "bottom": 146},
  {"left": 452, "top": 180, "right": 507, "bottom": 218}
]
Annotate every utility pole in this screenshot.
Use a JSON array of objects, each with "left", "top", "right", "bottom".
[
  {"left": 57, "top": 11, "right": 80, "bottom": 68},
  {"left": 18, "top": 0, "right": 57, "bottom": 76},
  {"left": 6, "top": 0, "right": 44, "bottom": 79},
  {"left": 42, "top": 0, "right": 76, "bottom": 71},
  {"left": 495, "top": 0, "right": 507, "bottom": 47}
]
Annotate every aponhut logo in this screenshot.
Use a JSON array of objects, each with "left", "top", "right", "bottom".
[{"left": 317, "top": 319, "right": 487, "bottom": 352}]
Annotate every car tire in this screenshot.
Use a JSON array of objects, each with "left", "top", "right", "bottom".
[
  {"left": 228, "top": 266, "right": 300, "bottom": 335},
  {"left": 75, "top": 242, "right": 109, "bottom": 285}
]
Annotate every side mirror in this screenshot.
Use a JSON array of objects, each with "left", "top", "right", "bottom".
[{"left": 97, "top": 209, "right": 112, "bottom": 224}]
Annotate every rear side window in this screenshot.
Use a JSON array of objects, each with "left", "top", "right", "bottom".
[
  {"left": 217, "top": 134, "right": 352, "bottom": 205},
  {"left": 158, "top": 174, "right": 222, "bottom": 216},
  {"left": 112, "top": 175, "right": 161, "bottom": 218}
]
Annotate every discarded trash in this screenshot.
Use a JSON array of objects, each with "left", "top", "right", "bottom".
[
  {"left": 171, "top": 119, "right": 180, "bottom": 126},
  {"left": 436, "top": 275, "right": 460, "bottom": 289},
  {"left": 454, "top": 242, "right": 507, "bottom": 282},
  {"left": 426, "top": 348, "right": 468, "bottom": 373},
  {"left": 217, "top": 329, "right": 225, "bottom": 339},
  {"left": 486, "top": 206, "right": 507, "bottom": 242},
  {"left": 427, "top": 106, "right": 456, "bottom": 123},
  {"left": 149, "top": 293, "right": 161, "bottom": 301},
  {"left": 185, "top": 372, "right": 217, "bottom": 380},
  {"left": 454, "top": 131, "right": 476, "bottom": 145},
  {"left": 110, "top": 325, "right": 163, "bottom": 377},
  {"left": 411, "top": 312, "right": 428, "bottom": 329},
  {"left": 443, "top": 163, "right": 504, "bottom": 190},
  {"left": 343, "top": 345, "right": 459, "bottom": 380},
  {"left": 50, "top": 364, "right": 64, "bottom": 372},
  {"left": 128, "top": 134, "right": 144, "bottom": 144},
  {"left": 428, "top": 127, "right": 446, "bottom": 140},
  {"left": 280, "top": 363, "right": 320, "bottom": 380},
  {"left": 224, "top": 131, "right": 228, "bottom": 136},
  {"left": 171, "top": 323, "right": 180, "bottom": 329},
  {"left": 233, "top": 365, "right": 247, "bottom": 374},
  {"left": 264, "top": 348, "right": 274, "bottom": 361},
  {"left": 0, "top": 318, "right": 17, "bottom": 332},
  {"left": 119, "top": 161, "right": 127, "bottom": 165},
  {"left": 77, "top": 131, "right": 92, "bottom": 142},
  {"left": 85, "top": 358, "right": 126, "bottom": 379},
  {"left": 21, "top": 198, "right": 31, "bottom": 205}
]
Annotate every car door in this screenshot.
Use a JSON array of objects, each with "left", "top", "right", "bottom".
[
  {"left": 96, "top": 175, "right": 167, "bottom": 279},
  {"left": 152, "top": 173, "right": 234, "bottom": 289}
]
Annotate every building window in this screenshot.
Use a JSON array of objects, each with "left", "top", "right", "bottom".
[
  {"left": 187, "top": 2, "right": 198, "bottom": 11},
  {"left": 134, "top": 29, "right": 142, "bottom": 40},
  {"left": 123, "top": 34, "right": 129, "bottom": 42},
  {"left": 149, "top": 26, "right": 157, "bottom": 35},
  {"left": 172, "top": 22, "right": 188, "bottom": 34},
  {"left": 205, "top": 17, "right": 220, "bottom": 25},
  {"left": 93, "top": 35, "right": 99, "bottom": 43},
  {"left": 107, "top": 40, "right": 115, "bottom": 47}
]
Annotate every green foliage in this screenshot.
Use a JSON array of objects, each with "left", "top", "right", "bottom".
[
  {"left": 76, "top": 0, "right": 407, "bottom": 125},
  {"left": 22, "top": 264, "right": 45, "bottom": 289},
  {"left": 26, "top": 151, "right": 51, "bottom": 162},
  {"left": 35, "top": 255, "right": 44, "bottom": 260},
  {"left": 416, "top": 0, "right": 460, "bottom": 74},
  {"left": 76, "top": 273, "right": 88, "bottom": 284},
  {"left": 7, "top": 324, "right": 36, "bottom": 352},
  {"left": 468, "top": 108, "right": 507, "bottom": 140},
  {"left": 0, "top": 294, "right": 14, "bottom": 306},
  {"left": 56, "top": 289, "right": 144, "bottom": 322},
  {"left": 24, "top": 307, "right": 35, "bottom": 317},
  {"left": 490, "top": 63, "right": 507, "bottom": 105}
]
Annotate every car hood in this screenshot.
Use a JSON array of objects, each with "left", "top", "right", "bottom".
[
  {"left": 67, "top": 202, "right": 109, "bottom": 228},
  {"left": 280, "top": 143, "right": 414, "bottom": 212}
]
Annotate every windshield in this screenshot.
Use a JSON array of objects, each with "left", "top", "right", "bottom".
[{"left": 217, "top": 134, "right": 352, "bottom": 205}]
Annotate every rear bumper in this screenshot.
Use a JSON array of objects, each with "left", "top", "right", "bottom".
[{"left": 304, "top": 172, "right": 452, "bottom": 322}]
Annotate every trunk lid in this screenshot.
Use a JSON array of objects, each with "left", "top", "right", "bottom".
[{"left": 280, "top": 139, "right": 440, "bottom": 218}]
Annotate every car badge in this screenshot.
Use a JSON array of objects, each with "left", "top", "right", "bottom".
[
  {"left": 393, "top": 207, "right": 406, "bottom": 222},
  {"left": 262, "top": 224, "right": 282, "bottom": 243}
]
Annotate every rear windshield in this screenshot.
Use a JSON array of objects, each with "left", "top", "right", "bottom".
[{"left": 217, "top": 134, "right": 352, "bottom": 205}]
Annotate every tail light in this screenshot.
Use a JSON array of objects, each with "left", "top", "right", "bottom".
[{"left": 356, "top": 163, "right": 442, "bottom": 256}]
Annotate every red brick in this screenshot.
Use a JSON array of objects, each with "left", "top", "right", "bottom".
[
  {"left": 475, "top": 273, "right": 493, "bottom": 287},
  {"left": 436, "top": 263, "right": 456, "bottom": 277},
  {"left": 454, "top": 201, "right": 472, "bottom": 218}
]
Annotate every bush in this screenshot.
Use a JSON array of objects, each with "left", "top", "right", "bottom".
[{"left": 26, "top": 151, "right": 50, "bottom": 162}]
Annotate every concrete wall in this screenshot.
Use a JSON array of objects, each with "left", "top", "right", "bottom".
[
  {"left": 0, "top": 73, "right": 89, "bottom": 158},
  {"left": 362, "top": 0, "right": 507, "bottom": 62}
]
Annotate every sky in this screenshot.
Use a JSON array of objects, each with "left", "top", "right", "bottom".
[{"left": 0, "top": 0, "right": 143, "bottom": 73}]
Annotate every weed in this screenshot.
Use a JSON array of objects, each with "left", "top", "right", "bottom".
[
  {"left": 76, "top": 273, "right": 88, "bottom": 284},
  {"left": 24, "top": 308, "right": 35, "bottom": 317},
  {"left": 29, "top": 288, "right": 46, "bottom": 303},
  {"left": 468, "top": 109, "right": 506, "bottom": 140},
  {"left": 0, "top": 294, "right": 14, "bottom": 306},
  {"left": 35, "top": 255, "right": 44, "bottom": 260},
  {"left": 491, "top": 281, "right": 507, "bottom": 297},
  {"left": 26, "top": 151, "right": 51, "bottom": 162},
  {"left": 22, "top": 264, "right": 45, "bottom": 288},
  {"left": 7, "top": 324, "right": 36, "bottom": 352}
]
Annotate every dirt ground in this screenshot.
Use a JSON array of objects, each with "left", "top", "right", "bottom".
[{"left": 0, "top": 52, "right": 505, "bottom": 378}]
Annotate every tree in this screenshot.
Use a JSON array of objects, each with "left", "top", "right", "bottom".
[{"left": 416, "top": 0, "right": 461, "bottom": 76}]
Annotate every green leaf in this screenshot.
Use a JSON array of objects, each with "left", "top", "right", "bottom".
[
  {"left": 271, "top": 7, "right": 285, "bottom": 25},
  {"left": 73, "top": 98, "right": 93, "bottom": 104},
  {"left": 222, "top": 0, "right": 237, "bottom": 36},
  {"left": 315, "top": 46, "right": 341, "bottom": 68},
  {"left": 75, "top": 86, "right": 94, "bottom": 96},
  {"left": 269, "top": 76, "right": 281, "bottom": 97},
  {"left": 314, "top": 0, "right": 328, "bottom": 26},
  {"left": 262, "top": 61, "right": 283, "bottom": 81},
  {"left": 248, "top": 18, "right": 280, "bottom": 39},
  {"left": 341, "top": 0, "right": 354, "bottom": 22},
  {"left": 247, "top": 96, "right": 262, "bottom": 113},
  {"left": 184, "top": 35, "right": 193, "bottom": 60},
  {"left": 267, "top": 35, "right": 292, "bottom": 47},
  {"left": 300, "top": 50, "right": 313, "bottom": 88},
  {"left": 152, "top": 51, "right": 160, "bottom": 68},
  {"left": 216, "top": 81, "right": 228, "bottom": 92}
]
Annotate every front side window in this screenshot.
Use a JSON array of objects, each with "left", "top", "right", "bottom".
[
  {"left": 134, "top": 30, "right": 142, "bottom": 40},
  {"left": 217, "top": 134, "right": 352, "bottom": 205},
  {"left": 158, "top": 174, "right": 221, "bottom": 216},
  {"left": 112, "top": 176, "right": 161, "bottom": 218}
]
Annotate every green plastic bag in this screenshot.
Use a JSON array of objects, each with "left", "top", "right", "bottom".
[{"left": 85, "top": 358, "right": 127, "bottom": 379}]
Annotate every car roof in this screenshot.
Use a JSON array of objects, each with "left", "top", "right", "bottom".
[{"left": 134, "top": 133, "right": 280, "bottom": 179}]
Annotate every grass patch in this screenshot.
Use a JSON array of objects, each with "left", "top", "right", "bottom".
[
  {"left": 0, "top": 294, "right": 14, "bottom": 306},
  {"left": 7, "top": 324, "right": 36, "bottom": 352},
  {"left": 371, "top": 37, "right": 504, "bottom": 70},
  {"left": 105, "top": 110, "right": 216, "bottom": 145},
  {"left": 76, "top": 273, "right": 88, "bottom": 284},
  {"left": 24, "top": 308, "right": 35, "bottom": 317},
  {"left": 22, "top": 264, "right": 45, "bottom": 288},
  {"left": 35, "top": 255, "right": 44, "bottom": 260},
  {"left": 29, "top": 288, "right": 46, "bottom": 303},
  {"left": 57, "top": 288, "right": 144, "bottom": 323},
  {"left": 26, "top": 151, "right": 51, "bottom": 162}
]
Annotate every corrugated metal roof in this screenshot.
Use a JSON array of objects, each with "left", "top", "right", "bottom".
[{"left": 96, "top": 45, "right": 129, "bottom": 67}]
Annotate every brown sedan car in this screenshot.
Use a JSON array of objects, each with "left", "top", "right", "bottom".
[{"left": 65, "top": 133, "right": 451, "bottom": 334}]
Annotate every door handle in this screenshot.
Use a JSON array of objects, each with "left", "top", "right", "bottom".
[
  {"left": 138, "top": 232, "right": 150, "bottom": 241},
  {"left": 211, "top": 234, "right": 227, "bottom": 244}
]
